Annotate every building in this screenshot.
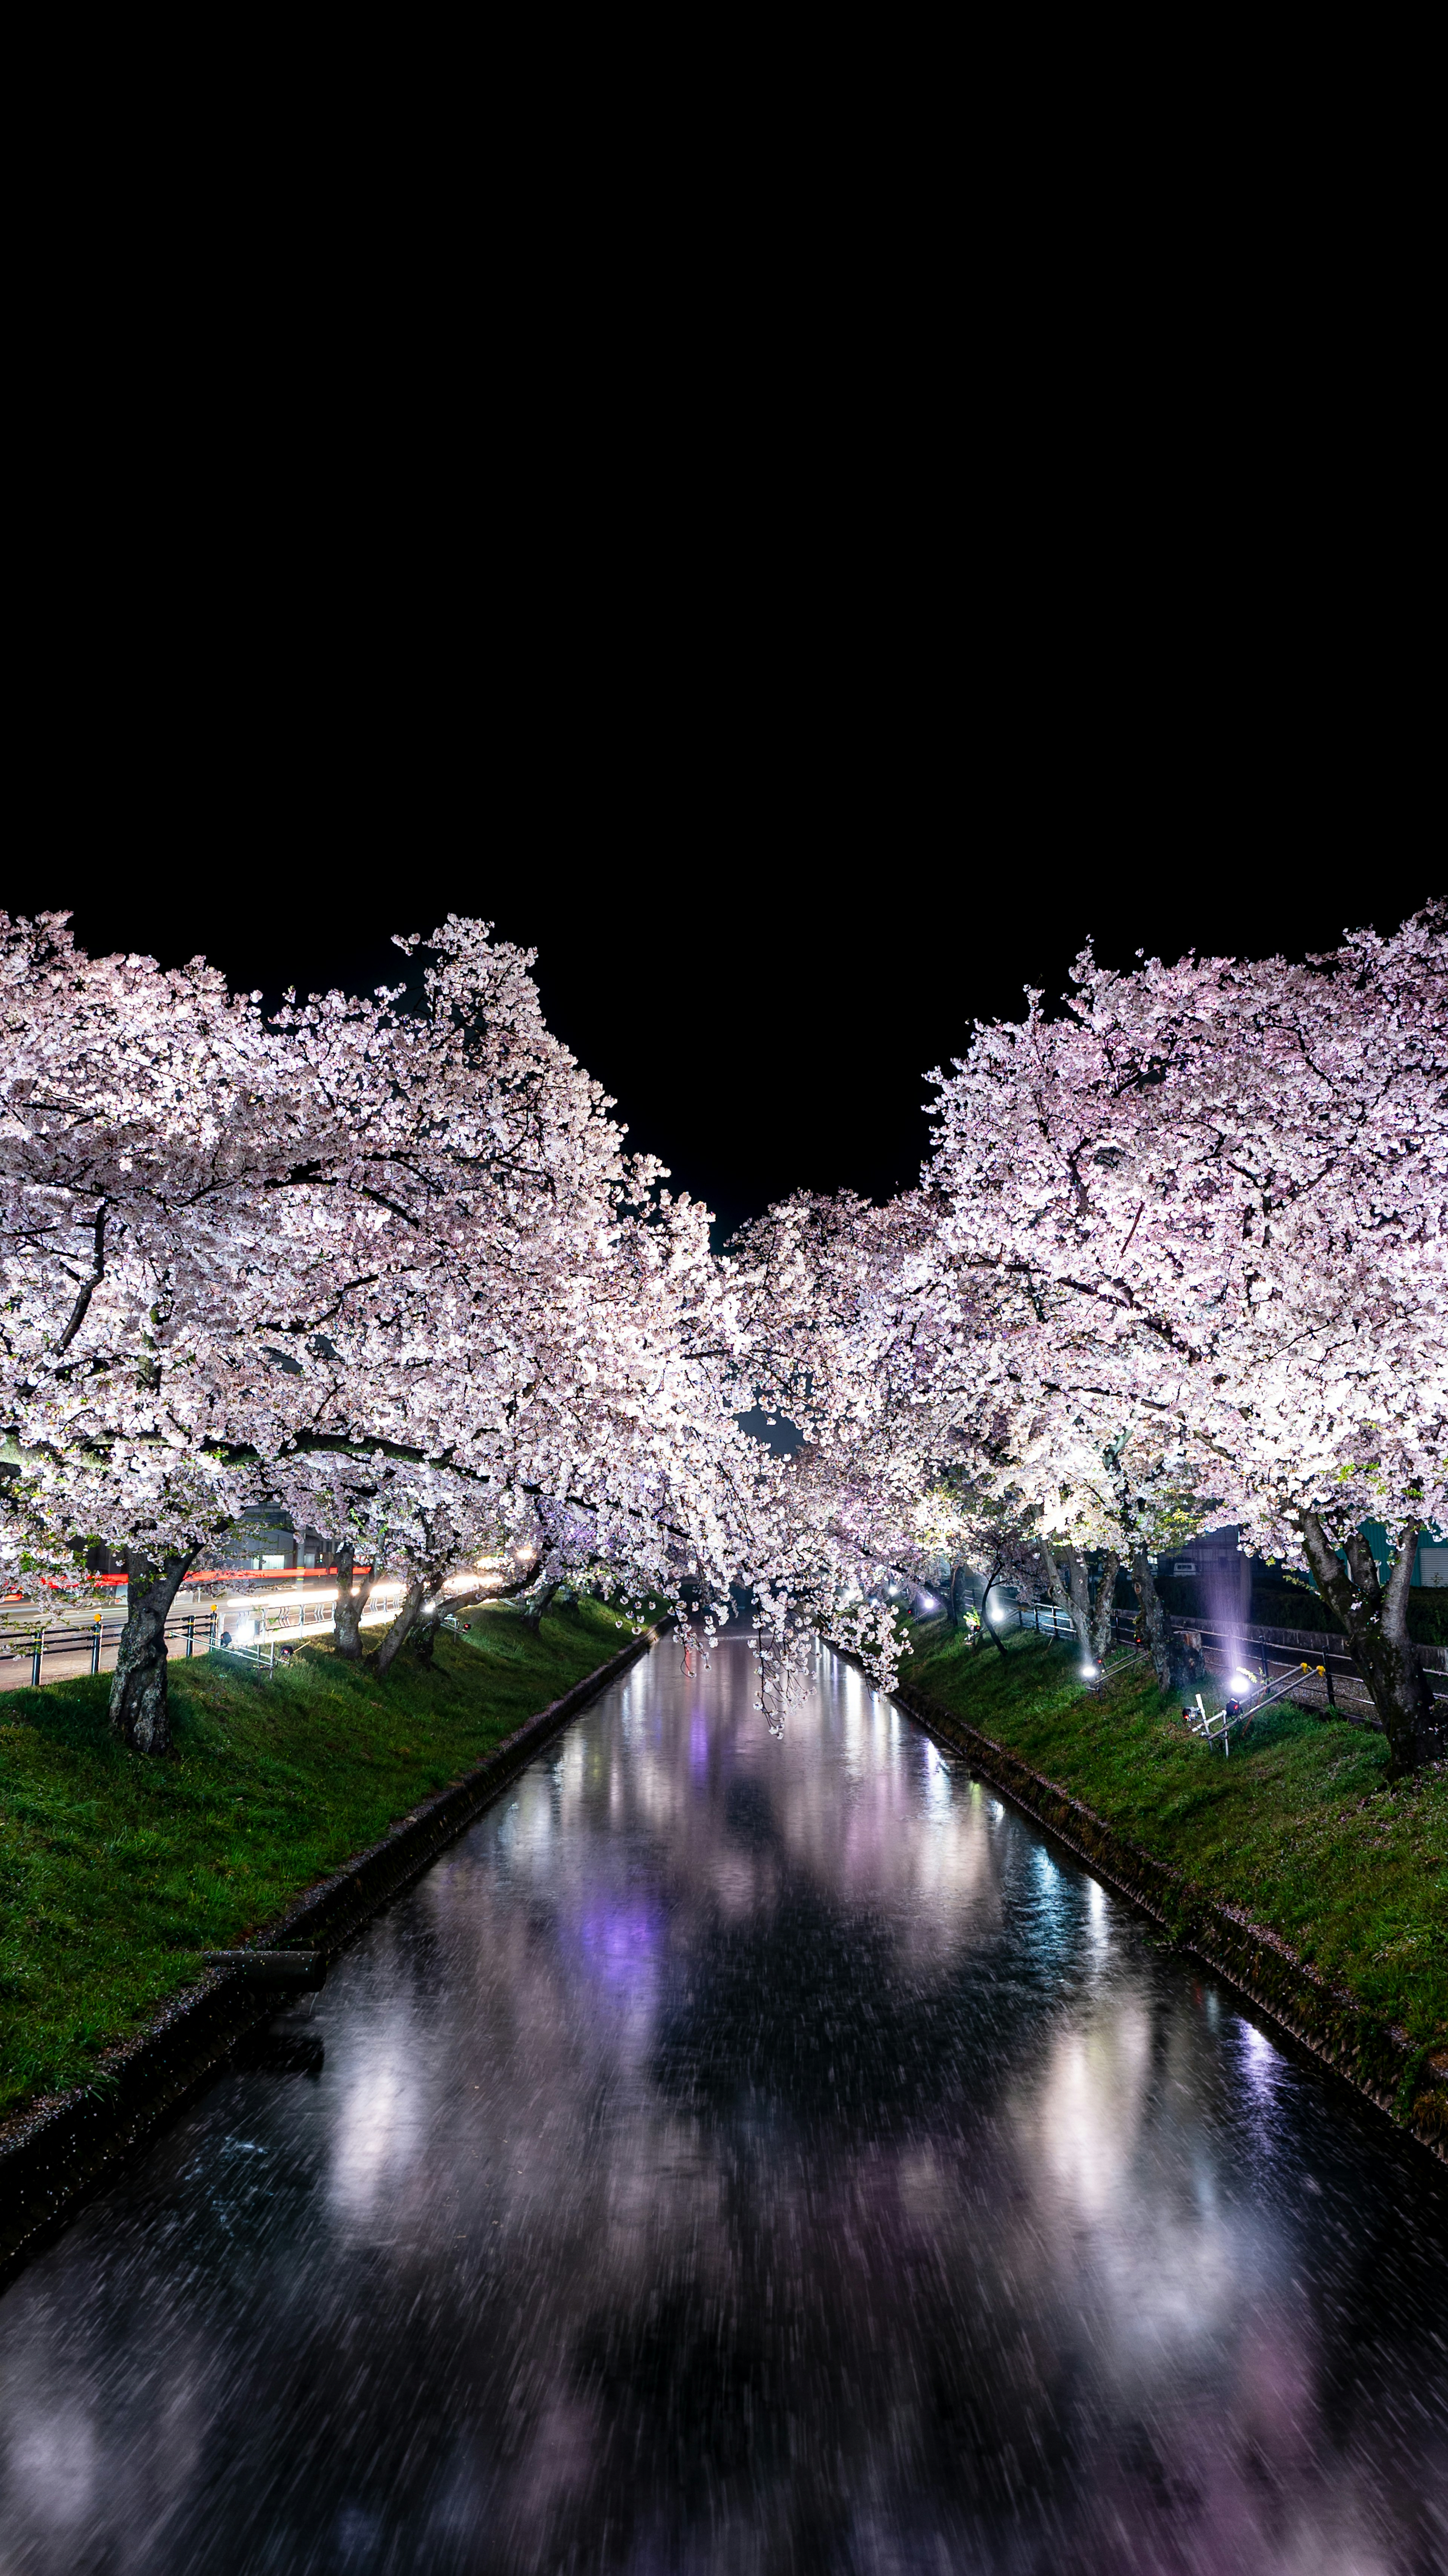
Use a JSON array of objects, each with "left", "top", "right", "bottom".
[
  {"left": 1158, "top": 1527, "right": 1252, "bottom": 1618},
  {"left": 1162, "top": 1521, "right": 1446, "bottom": 1594},
  {"left": 213, "top": 1510, "right": 330, "bottom": 1572}
]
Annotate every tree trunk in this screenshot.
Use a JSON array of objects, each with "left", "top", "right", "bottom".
[
  {"left": 1298, "top": 1514, "right": 1430, "bottom": 1777},
  {"left": 380, "top": 1575, "right": 523, "bottom": 1673},
  {"left": 110, "top": 1546, "right": 197, "bottom": 1754},
  {"left": 1130, "top": 1546, "right": 1178, "bottom": 1693},
  {"left": 949, "top": 1561, "right": 973, "bottom": 1632},
  {"left": 371, "top": 1577, "right": 427, "bottom": 1678},
  {"left": 518, "top": 1580, "right": 560, "bottom": 1635},
  {"left": 1088, "top": 1552, "right": 1121, "bottom": 1665},
  {"left": 332, "top": 1540, "right": 376, "bottom": 1661},
  {"left": 403, "top": 1582, "right": 494, "bottom": 1664},
  {"left": 1040, "top": 1542, "right": 1092, "bottom": 1657},
  {"left": 1040, "top": 1543, "right": 1120, "bottom": 1670},
  {"left": 979, "top": 1561, "right": 1011, "bottom": 1661}
]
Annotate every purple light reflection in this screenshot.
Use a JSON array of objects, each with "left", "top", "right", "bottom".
[{"left": 575, "top": 1897, "right": 666, "bottom": 2008}]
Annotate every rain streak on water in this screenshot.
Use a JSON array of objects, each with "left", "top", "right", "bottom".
[{"left": 3, "top": 1638, "right": 1448, "bottom": 2572}]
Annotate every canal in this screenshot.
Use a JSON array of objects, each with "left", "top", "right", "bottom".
[{"left": 3, "top": 1639, "right": 1448, "bottom": 2571}]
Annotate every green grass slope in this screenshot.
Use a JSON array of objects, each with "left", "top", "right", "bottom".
[
  {"left": 0, "top": 1597, "right": 645, "bottom": 2126},
  {"left": 908, "top": 1621, "right": 1448, "bottom": 2049}
]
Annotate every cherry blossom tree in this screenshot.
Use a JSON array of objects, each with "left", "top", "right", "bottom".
[
  {"left": 0, "top": 913, "right": 296, "bottom": 1744},
  {"left": 734, "top": 909, "right": 1444, "bottom": 1753},
  {"left": 925, "top": 904, "right": 1448, "bottom": 1766},
  {"left": 0, "top": 913, "right": 758, "bottom": 1748},
  {"left": 8, "top": 901, "right": 1441, "bottom": 1770}
]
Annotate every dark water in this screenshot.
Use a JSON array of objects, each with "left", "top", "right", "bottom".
[{"left": 3, "top": 1642, "right": 1448, "bottom": 2574}]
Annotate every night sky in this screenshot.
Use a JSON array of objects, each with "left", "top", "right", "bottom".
[
  {"left": 3, "top": 867, "right": 1431, "bottom": 1247},
  {"left": 9, "top": 250, "right": 1435, "bottom": 1248}
]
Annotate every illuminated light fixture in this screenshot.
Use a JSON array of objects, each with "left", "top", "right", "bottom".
[
  {"left": 1080, "top": 1661, "right": 1098, "bottom": 1680},
  {"left": 1227, "top": 1670, "right": 1258, "bottom": 1698}
]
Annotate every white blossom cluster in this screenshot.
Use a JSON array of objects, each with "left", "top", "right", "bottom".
[
  {"left": 3, "top": 904, "right": 1443, "bottom": 1750},
  {"left": 729, "top": 907, "right": 1447, "bottom": 1746},
  {"left": 0, "top": 913, "right": 770, "bottom": 1638}
]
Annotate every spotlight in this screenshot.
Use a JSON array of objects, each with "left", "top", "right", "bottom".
[
  {"left": 1228, "top": 1670, "right": 1258, "bottom": 1698},
  {"left": 1080, "top": 1661, "right": 1098, "bottom": 1680}
]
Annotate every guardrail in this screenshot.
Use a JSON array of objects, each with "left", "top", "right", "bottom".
[
  {"left": 1184, "top": 1662, "right": 1328, "bottom": 1756},
  {"left": 0, "top": 1607, "right": 220, "bottom": 1686},
  {"left": 1143, "top": 1613, "right": 1447, "bottom": 1712},
  {"left": 1000, "top": 1596, "right": 1448, "bottom": 1747},
  {"left": 1006, "top": 1598, "right": 1446, "bottom": 1689},
  {"left": 1, "top": 1581, "right": 421, "bottom": 1689},
  {"left": 1015, "top": 1603, "right": 1077, "bottom": 1640},
  {"left": 211, "top": 1590, "right": 411, "bottom": 1670}
]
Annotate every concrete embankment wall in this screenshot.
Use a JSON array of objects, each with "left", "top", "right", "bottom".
[
  {"left": 0, "top": 1624, "right": 667, "bottom": 2284},
  {"left": 888, "top": 1673, "right": 1448, "bottom": 2164}
]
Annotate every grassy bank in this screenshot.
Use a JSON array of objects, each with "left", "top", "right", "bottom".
[
  {"left": 908, "top": 1621, "right": 1448, "bottom": 2049},
  {"left": 0, "top": 1597, "right": 646, "bottom": 2127}
]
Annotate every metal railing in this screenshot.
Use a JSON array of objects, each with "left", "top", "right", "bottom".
[
  {"left": 1183, "top": 1661, "right": 1327, "bottom": 1756},
  {"left": 998, "top": 1595, "right": 1448, "bottom": 1744},
  {"left": 1014, "top": 1603, "right": 1077, "bottom": 1640},
  {"left": 0, "top": 1606, "right": 220, "bottom": 1686},
  {"left": 196, "top": 1583, "right": 441, "bottom": 1674},
  {"left": 1002, "top": 1595, "right": 1446, "bottom": 1692},
  {"left": 2, "top": 1569, "right": 498, "bottom": 1692}
]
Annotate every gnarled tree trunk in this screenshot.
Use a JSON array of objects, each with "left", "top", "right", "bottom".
[
  {"left": 373, "top": 1572, "right": 538, "bottom": 1677},
  {"left": 110, "top": 1546, "right": 197, "bottom": 1753},
  {"left": 1041, "top": 1543, "right": 1121, "bottom": 1671},
  {"left": 978, "top": 1561, "right": 1011, "bottom": 1661},
  {"left": 371, "top": 1576, "right": 427, "bottom": 1677},
  {"left": 1040, "top": 1542, "right": 1091, "bottom": 1657},
  {"left": 1127, "top": 1545, "right": 1204, "bottom": 1696},
  {"left": 518, "top": 1580, "right": 560, "bottom": 1635},
  {"left": 332, "top": 1540, "right": 377, "bottom": 1661},
  {"left": 1298, "top": 1514, "right": 1430, "bottom": 1777}
]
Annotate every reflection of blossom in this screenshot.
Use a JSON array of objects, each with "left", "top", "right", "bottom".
[
  {"left": 3, "top": 1635, "right": 1446, "bottom": 2575},
  {"left": 330, "top": 2020, "right": 425, "bottom": 2222},
  {"left": 1239, "top": 2017, "right": 1282, "bottom": 2106},
  {"left": 1027, "top": 2011, "right": 1154, "bottom": 2224},
  {"left": 5, "top": 2399, "right": 100, "bottom": 2532}
]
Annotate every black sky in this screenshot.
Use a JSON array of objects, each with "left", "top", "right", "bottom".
[
  {"left": 11, "top": 114, "right": 1438, "bottom": 1247},
  {"left": 8, "top": 387, "right": 1437, "bottom": 1247}
]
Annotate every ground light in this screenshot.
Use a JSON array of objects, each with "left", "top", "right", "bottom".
[{"left": 1227, "top": 1670, "right": 1259, "bottom": 1698}]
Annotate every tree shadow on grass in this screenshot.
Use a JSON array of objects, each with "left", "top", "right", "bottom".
[{"left": 5, "top": 1673, "right": 114, "bottom": 1755}]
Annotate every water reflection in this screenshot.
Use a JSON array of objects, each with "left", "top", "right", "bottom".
[{"left": 2, "top": 1643, "right": 1448, "bottom": 2572}]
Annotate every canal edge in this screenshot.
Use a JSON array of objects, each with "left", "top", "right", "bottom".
[
  {"left": 877, "top": 1669, "right": 1448, "bottom": 2164},
  {"left": 0, "top": 1620, "right": 672, "bottom": 2289}
]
